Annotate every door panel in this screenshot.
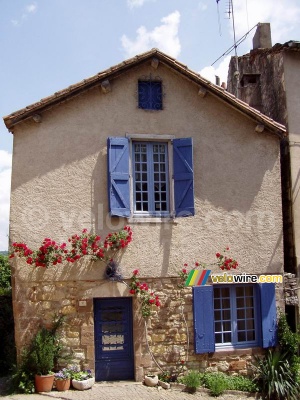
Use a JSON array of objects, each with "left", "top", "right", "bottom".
[{"left": 94, "top": 297, "right": 134, "bottom": 381}]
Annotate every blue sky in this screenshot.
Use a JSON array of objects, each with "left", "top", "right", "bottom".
[{"left": 1, "top": 0, "right": 300, "bottom": 250}]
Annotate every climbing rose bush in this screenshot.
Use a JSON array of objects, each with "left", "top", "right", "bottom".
[
  {"left": 178, "top": 247, "right": 239, "bottom": 286},
  {"left": 129, "top": 269, "right": 161, "bottom": 318},
  {"left": 10, "top": 226, "right": 132, "bottom": 268}
]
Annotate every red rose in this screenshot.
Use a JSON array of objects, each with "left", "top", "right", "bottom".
[
  {"left": 133, "top": 269, "right": 139, "bottom": 275},
  {"left": 129, "top": 289, "right": 135, "bottom": 294},
  {"left": 216, "top": 253, "right": 221, "bottom": 258},
  {"left": 182, "top": 268, "right": 187, "bottom": 274},
  {"left": 195, "top": 262, "right": 199, "bottom": 267}
]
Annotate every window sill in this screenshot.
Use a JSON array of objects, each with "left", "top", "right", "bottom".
[
  {"left": 212, "top": 346, "right": 262, "bottom": 356},
  {"left": 128, "top": 217, "right": 178, "bottom": 224}
]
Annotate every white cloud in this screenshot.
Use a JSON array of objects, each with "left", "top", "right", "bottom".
[
  {"left": 11, "top": 2, "right": 37, "bottom": 27},
  {"left": 0, "top": 151, "right": 12, "bottom": 251},
  {"left": 127, "top": 0, "right": 155, "bottom": 8},
  {"left": 26, "top": 3, "right": 37, "bottom": 13},
  {"left": 199, "top": 55, "right": 231, "bottom": 85},
  {"left": 121, "top": 10, "right": 181, "bottom": 58},
  {"left": 232, "top": 0, "right": 300, "bottom": 46}
]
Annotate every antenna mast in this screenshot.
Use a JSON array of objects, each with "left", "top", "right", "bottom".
[{"left": 227, "top": 0, "right": 239, "bottom": 97}]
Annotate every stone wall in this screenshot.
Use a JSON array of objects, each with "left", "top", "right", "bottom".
[
  {"left": 13, "top": 271, "right": 283, "bottom": 380},
  {"left": 284, "top": 272, "right": 299, "bottom": 305}
]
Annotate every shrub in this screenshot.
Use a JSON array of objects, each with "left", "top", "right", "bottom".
[
  {"left": 11, "top": 316, "right": 67, "bottom": 393},
  {"left": 181, "top": 370, "right": 202, "bottom": 393},
  {"left": 0, "top": 255, "right": 11, "bottom": 295},
  {"left": 278, "top": 312, "right": 300, "bottom": 383},
  {"left": 202, "top": 373, "right": 227, "bottom": 397},
  {"left": 254, "top": 349, "right": 299, "bottom": 400},
  {"left": 0, "top": 255, "right": 15, "bottom": 376},
  {"left": 225, "top": 375, "right": 258, "bottom": 392}
]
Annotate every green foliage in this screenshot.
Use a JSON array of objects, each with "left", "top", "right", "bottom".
[
  {"left": 0, "top": 255, "right": 11, "bottom": 295},
  {"left": 11, "top": 316, "right": 66, "bottom": 393},
  {"left": 179, "top": 371, "right": 257, "bottom": 396},
  {"left": 29, "top": 328, "right": 55, "bottom": 375},
  {"left": 204, "top": 373, "right": 227, "bottom": 397},
  {"left": 278, "top": 312, "right": 299, "bottom": 356},
  {"left": 180, "top": 370, "right": 202, "bottom": 392},
  {"left": 224, "top": 375, "right": 258, "bottom": 392},
  {"left": 254, "top": 349, "right": 299, "bottom": 399},
  {"left": 0, "top": 256, "right": 15, "bottom": 376},
  {"left": 277, "top": 312, "right": 300, "bottom": 382}
]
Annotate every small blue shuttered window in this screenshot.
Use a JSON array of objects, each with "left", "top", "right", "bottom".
[
  {"left": 107, "top": 137, "right": 195, "bottom": 218},
  {"left": 193, "top": 283, "right": 277, "bottom": 354}
]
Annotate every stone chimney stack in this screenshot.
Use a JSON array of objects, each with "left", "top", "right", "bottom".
[{"left": 252, "top": 23, "right": 272, "bottom": 49}]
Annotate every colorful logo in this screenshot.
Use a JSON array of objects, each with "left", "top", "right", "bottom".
[{"left": 185, "top": 269, "right": 211, "bottom": 286}]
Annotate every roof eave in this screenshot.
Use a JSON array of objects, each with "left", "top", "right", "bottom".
[{"left": 3, "top": 48, "right": 286, "bottom": 138}]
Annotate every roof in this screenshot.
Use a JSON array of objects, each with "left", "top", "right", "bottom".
[{"left": 3, "top": 48, "right": 286, "bottom": 137}]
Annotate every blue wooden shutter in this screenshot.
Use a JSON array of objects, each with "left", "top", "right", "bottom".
[
  {"left": 193, "top": 286, "right": 215, "bottom": 353},
  {"left": 107, "top": 137, "right": 130, "bottom": 217},
  {"left": 259, "top": 283, "right": 277, "bottom": 348},
  {"left": 173, "top": 138, "right": 195, "bottom": 217}
]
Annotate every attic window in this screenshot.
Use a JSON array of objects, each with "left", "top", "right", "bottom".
[
  {"left": 138, "top": 80, "right": 162, "bottom": 110},
  {"left": 240, "top": 74, "right": 260, "bottom": 87}
]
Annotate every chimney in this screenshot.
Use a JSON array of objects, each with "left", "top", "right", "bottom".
[{"left": 253, "top": 23, "right": 272, "bottom": 49}]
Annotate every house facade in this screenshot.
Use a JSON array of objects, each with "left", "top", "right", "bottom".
[
  {"left": 4, "top": 49, "right": 286, "bottom": 381},
  {"left": 227, "top": 23, "right": 300, "bottom": 328}
]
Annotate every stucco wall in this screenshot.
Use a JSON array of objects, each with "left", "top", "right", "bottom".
[{"left": 10, "top": 61, "right": 283, "bottom": 279}]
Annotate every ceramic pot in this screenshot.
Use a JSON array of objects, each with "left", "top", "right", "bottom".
[
  {"left": 144, "top": 375, "right": 158, "bottom": 387},
  {"left": 72, "top": 377, "right": 95, "bottom": 390},
  {"left": 35, "top": 374, "right": 54, "bottom": 392},
  {"left": 55, "top": 378, "right": 70, "bottom": 391}
]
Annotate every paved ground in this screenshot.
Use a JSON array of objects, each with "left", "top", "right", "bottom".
[{"left": 0, "top": 379, "right": 259, "bottom": 400}]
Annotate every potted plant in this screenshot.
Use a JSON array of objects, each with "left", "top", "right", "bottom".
[
  {"left": 29, "top": 327, "right": 56, "bottom": 392},
  {"left": 71, "top": 368, "right": 95, "bottom": 390},
  {"left": 54, "top": 368, "right": 71, "bottom": 391}
]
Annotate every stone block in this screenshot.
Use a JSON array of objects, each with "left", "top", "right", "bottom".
[
  {"left": 86, "top": 346, "right": 95, "bottom": 361},
  {"left": 81, "top": 326, "right": 94, "bottom": 345},
  {"left": 152, "top": 334, "right": 165, "bottom": 342},
  {"left": 229, "top": 360, "right": 247, "bottom": 371},
  {"left": 62, "top": 305, "right": 76, "bottom": 315},
  {"left": 217, "top": 361, "right": 229, "bottom": 372}
]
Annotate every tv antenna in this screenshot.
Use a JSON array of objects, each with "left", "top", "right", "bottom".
[{"left": 226, "top": 0, "right": 239, "bottom": 96}]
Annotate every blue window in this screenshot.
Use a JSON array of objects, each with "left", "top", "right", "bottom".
[
  {"left": 193, "top": 283, "right": 277, "bottom": 354},
  {"left": 107, "top": 137, "right": 195, "bottom": 218},
  {"left": 214, "top": 286, "right": 258, "bottom": 347},
  {"left": 138, "top": 80, "right": 162, "bottom": 110},
  {"left": 133, "top": 142, "right": 169, "bottom": 216}
]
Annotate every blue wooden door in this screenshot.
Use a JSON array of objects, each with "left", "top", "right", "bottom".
[{"left": 94, "top": 297, "right": 134, "bottom": 381}]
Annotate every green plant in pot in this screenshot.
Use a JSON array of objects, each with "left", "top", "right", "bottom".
[
  {"left": 11, "top": 316, "right": 65, "bottom": 393},
  {"left": 29, "top": 327, "right": 56, "bottom": 392}
]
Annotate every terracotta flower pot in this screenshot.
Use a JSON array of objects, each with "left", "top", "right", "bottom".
[
  {"left": 55, "top": 378, "right": 71, "bottom": 391},
  {"left": 35, "top": 374, "right": 54, "bottom": 392}
]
